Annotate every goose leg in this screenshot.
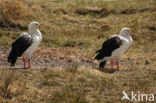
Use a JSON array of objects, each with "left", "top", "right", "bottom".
[{"left": 28, "top": 59, "right": 31, "bottom": 68}]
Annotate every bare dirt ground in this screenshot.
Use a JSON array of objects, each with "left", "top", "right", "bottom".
[
  {"left": 0, "top": 47, "right": 130, "bottom": 69},
  {"left": 0, "top": 47, "right": 97, "bottom": 69}
]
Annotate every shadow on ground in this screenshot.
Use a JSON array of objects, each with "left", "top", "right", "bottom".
[{"left": 98, "top": 68, "right": 119, "bottom": 73}]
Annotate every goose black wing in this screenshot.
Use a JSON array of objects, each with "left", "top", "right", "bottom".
[
  {"left": 8, "top": 33, "right": 33, "bottom": 66},
  {"left": 95, "top": 36, "right": 123, "bottom": 60}
]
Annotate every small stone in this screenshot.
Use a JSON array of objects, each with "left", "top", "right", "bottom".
[
  {"left": 44, "top": 59, "right": 49, "bottom": 62},
  {"left": 145, "top": 60, "right": 150, "bottom": 65},
  {"left": 127, "top": 57, "right": 131, "bottom": 61},
  {"left": 67, "top": 59, "right": 72, "bottom": 62},
  {"left": 59, "top": 57, "right": 64, "bottom": 59},
  {"left": 122, "top": 83, "right": 127, "bottom": 86},
  {"left": 81, "top": 59, "right": 86, "bottom": 62},
  {"left": 136, "top": 62, "right": 139, "bottom": 65}
]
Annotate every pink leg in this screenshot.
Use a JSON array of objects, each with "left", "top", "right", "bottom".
[
  {"left": 23, "top": 57, "right": 26, "bottom": 69},
  {"left": 111, "top": 60, "right": 113, "bottom": 69},
  {"left": 117, "top": 61, "right": 119, "bottom": 70},
  {"left": 28, "top": 59, "right": 31, "bottom": 68}
]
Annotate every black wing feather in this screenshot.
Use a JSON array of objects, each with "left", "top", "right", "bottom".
[
  {"left": 95, "top": 36, "right": 123, "bottom": 60},
  {"left": 8, "top": 33, "right": 33, "bottom": 66}
]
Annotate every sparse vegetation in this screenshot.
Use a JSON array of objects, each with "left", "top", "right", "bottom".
[
  {"left": 0, "top": 0, "right": 156, "bottom": 102},
  {"left": 0, "top": 66, "right": 155, "bottom": 102}
]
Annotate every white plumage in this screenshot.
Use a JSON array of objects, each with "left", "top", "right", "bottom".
[
  {"left": 8, "top": 21, "right": 42, "bottom": 69},
  {"left": 24, "top": 23, "right": 42, "bottom": 59},
  {"left": 95, "top": 28, "right": 133, "bottom": 69},
  {"left": 107, "top": 33, "right": 132, "bottom": 60}
]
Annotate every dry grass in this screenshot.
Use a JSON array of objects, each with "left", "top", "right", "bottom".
[
  {"left": 0, "top": 64, "right": 155, "bottom": 102},
  {"left": 0, "top": 69, "right": 27, "bottom": 101},
  {"left": 0, "top": 0, "right": 33, "bottom": 27}
]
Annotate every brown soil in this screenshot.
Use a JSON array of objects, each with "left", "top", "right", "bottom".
[
  {"left": 0, "top": 47, "right": 129, "bottom": 69},
  {"left": 0, "top": 47, "right": 97, "bottom": 69}
]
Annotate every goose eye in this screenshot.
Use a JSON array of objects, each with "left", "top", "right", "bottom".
[{"left": 127, "top": 30, "right": 130, "bottom": 32}]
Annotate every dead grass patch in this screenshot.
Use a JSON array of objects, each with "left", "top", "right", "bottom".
[{"left": 0, "top": 0, "right": 33, "bottom": 28}]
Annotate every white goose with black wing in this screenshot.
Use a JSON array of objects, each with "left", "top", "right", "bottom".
[
  {"left": 8, "top": 21, "right": 42, "bottom": 69},
  {"left": 95, "top": 28, "right": 133, "bottom": 70}
]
